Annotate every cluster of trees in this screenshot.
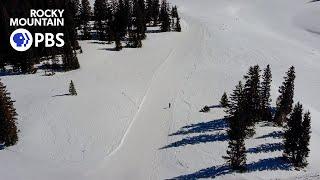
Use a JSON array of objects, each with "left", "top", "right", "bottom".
[
  {"left": 0, "top": 79, "right": 18, "bottom": 147},
  {"left": 85, "top": 0, "right": 181, "bottom": 50},
  {"left": 0, "top": 0, "right": 81, "bottom": 74},
  {"left": 221, "top": 65, "right": 311, "bottom": 171}
]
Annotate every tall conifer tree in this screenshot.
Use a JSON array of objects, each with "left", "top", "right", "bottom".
[
  {"left": 0, "top": 80, "right": 18, "bottom": 146},
  {"left": 260, "top": 65, "right": 272, "bottom": 121},
  {"left": 225, "top": 81, "right": 247, "bottom": 171},
  {"left": 274, "top": 66, "right": 295, "bottom": 126}
]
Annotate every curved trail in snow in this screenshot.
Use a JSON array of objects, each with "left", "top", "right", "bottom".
[{"left": 106, "top": 49, "right": 175, "bottom": 158}]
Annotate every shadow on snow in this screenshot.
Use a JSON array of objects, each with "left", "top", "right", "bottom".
[
  {"left": 247, "top": 142, "right": 284, "bottom": 154},
  {"left": 168, "top": 157, "right": 292, "bottom": 180},
  {"left": 169, "top": 118, "right": 228, "bottom": 136},
  {"left": 160, "top": 133, "right": 228, "bottom": 149},
  {"left": 256, "top": 130, "right": 283, "bottom": 139}
]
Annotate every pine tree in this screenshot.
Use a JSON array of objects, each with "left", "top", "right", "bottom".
[
  {"left": 274, "top": 66, "right": 295, "bottom": 126},
  {"left": 171, "top": 6, "right": 181, "bottom": 32},
  {"left": 104, "top": 1, "right": 113, "bottom": 43},
  {"left": 62, "top": 39, "right": 80, "bottom": 71},
  {"left": 224, "top": 81, "right": 247, "bottom": 171},
  {"left": 159, "top": 0, "right": 170, "bottom": 32},
  {"left": 175, "top": 15, "right": 181, "bottom": 32},
  {"left": 132, "top": 0, "right": 146, "bottom": 41},
  {"left": 68, "top": 0, "right": 81, "bottom": 28},
  {"left": 298, "top": 111, "right": 311, "bottom": 167},
  {"left": 225, "top": 82, "right": 245, "bottom": 119},
  {"left": 151, "top": 0, "right": 160, "bottom": 26},
  {"left": 284, "top": 102, "right": 303, "bottom": 166},
  {"left": 80, "top": 0, "right": 92, "bottom": 39},
  {"left": 220, "top": 92, "right": 229, "bottom": 108},
  {"left": 69, "top": 80, "right": 78, "bottom": 96},
  {"left": 94, "top": 0, "right": 108, "bottom": 40},
  {"left": 225, "top": 134, "right": 246, "bottom": 171},
  {"left": 112, "top": 0, "right": 129, "bottom": 50},
  {"left": 260, "top": 65, "right": 272, "bottom": 121},
  {"left": 0, "top": 80, "right": 18, "bottom": 146},
  {"left": 146, "top": 0, "right": 153, "bottom": 24},
  {"left": 244, "top": 65, "right": 261, "bottom": 123}
]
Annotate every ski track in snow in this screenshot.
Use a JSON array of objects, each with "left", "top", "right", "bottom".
[{"left": 105, "top": 49, "right": 176, "bottom": 158}]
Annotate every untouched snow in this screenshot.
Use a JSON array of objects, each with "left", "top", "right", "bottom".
[{"left": 1, "top": 0, "right": 320, "bottom": 179}]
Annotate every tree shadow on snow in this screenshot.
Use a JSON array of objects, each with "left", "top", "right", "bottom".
[
  {"left": 247, "top": 157, "right": 292, "bottom": 171},
  {"left": 52, "top": 93, "right": 71, "bottom": 97},
  {"left": 208, "top": 104, "right": 222, "bottom": 109},
  {"left": 0, "top": 71, "right": 24, "bottom": 77},
  {"left": 97, "top": 47, "right": 120, "bottom": 51},
  {"left": 166, "top": 165, "right": 231, "bottom": 180},
  {"left": 168, "top": 157, "right": 292, "bottom": 180},
  {"left": 146, "top": 29, "right": 162, "bottom": 33},
  {"left": 256, "top": 130, "right": 283, "bottom": 139},
  {"left": 169, "top": 118, "right": 228, "bottom": 136},
  {"left": 247, "top": 142, "right": 284, "bottom": 154},
  {"left": 160, "top": 133, "right": 228, "bottom": 149}
]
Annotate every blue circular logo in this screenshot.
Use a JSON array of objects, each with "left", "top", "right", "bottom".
[{"left": 10, "top": 28, "right": 33, "bottom": 52}]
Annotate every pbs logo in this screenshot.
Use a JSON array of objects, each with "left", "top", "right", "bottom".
[
  {"left": 10, "top": 28, "right": 65, "bottom": 52},
  {"left": 10, "top": 28, "right": 33, "bottom": 52}
]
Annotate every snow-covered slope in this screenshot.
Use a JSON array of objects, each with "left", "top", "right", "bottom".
[{"left": 1, "top": 0, "right": 320, "bottom": 179}]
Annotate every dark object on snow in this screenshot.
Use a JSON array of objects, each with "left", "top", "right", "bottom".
[
  {"left": 169, "top": 103, "right": 171, "bottom": 108},
  {"left": 220, "top": 92, "right": 229, "bottom": 108},
  {"left": 0, "top": 80, "right": 18, "bottom": 146},
  {"left": 199, "top": 105, "right": 210, "bottom": 113},
  {"left": 69, "top": 80, "right": 78, "bottom": 96}
]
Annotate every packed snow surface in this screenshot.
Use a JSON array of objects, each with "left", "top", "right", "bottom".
[{"left": 1, "top": 0, "right": 320, "bottom": 179}]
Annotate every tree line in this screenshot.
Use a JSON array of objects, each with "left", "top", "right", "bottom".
[
  {"left": 220, "top": 65, "right": 311, "bottom": 171},
  {"left": 89, "top": 0, "right": 181, "bottom": 50}
]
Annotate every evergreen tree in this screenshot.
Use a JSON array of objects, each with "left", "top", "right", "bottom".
[
  {"left": 94, "top": 0, "right": 108, "bottom": 40},
  {"left": 103, "top": 0, "right": 113, "bottom": 43},
  {"left": 67, "top": 0, "right": 81, "bottom": 46},
  {"left": 260, "top": 64, "right": 272, "bottom": 121},
  {"left": 69, "top": 80, "right": 78, "bottom": 96},
  {"left": 112, "top": 0, "right": 128, "bottom": 50},
  {"left": 159, "top": 0, "right": 170, "bottom": 32},
  {"left": 243, "top": 65, "right": 261, "bottom": 125},
  {"left": 171, "top": 5, "right": 178, "bottom": 18},
  {"left": 0, "top": 80, "right": 18, "bottom": 146},
  {"left": 132, "top": 0, "right": 146, "bottom": 40},
  {"left": 171, "top": 6, "right": 181, "bottom": 32},
  {"left": 146, "top": 0, "right": 153, "bottom": 24},
  {"left": 224, "top": 81, "right": 247, "bottom": 171},
  {"left": 283, "top": 102, "right": 303, "bottom": 166},
  {"left": 220, "top": 92, "right": 229, "bottom": 108},
  {"left": 175, "top": 15, "right": 181, "bottom": 32},
  {"left": 68, "top": 0, "right": 81, "bottom": 28},
  {"left": 151, "top": 0, "right": 160, "bottom": 26},
  {"left": 274, "top": 66, "right": 295, "bottom": 126},
  {"left": 137, "top": 0, "right": 147, "bottom": 39},
  {"left": 80, "top": 0, "right": 92, "bottom": 39},
  {"left": 299, "top": 111, "right": 311, "bottom": 167},
  {"left": 62, "top": 39, "right": 80, "bottom": 71}
]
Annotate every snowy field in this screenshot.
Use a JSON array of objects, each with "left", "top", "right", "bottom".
[{"left": 1, "top": 0, "right": 320, "bottom": 179}]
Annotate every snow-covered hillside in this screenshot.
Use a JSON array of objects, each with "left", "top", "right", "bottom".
[{"left": 1, "top": 0, "right": 320, "bottom": 179}]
